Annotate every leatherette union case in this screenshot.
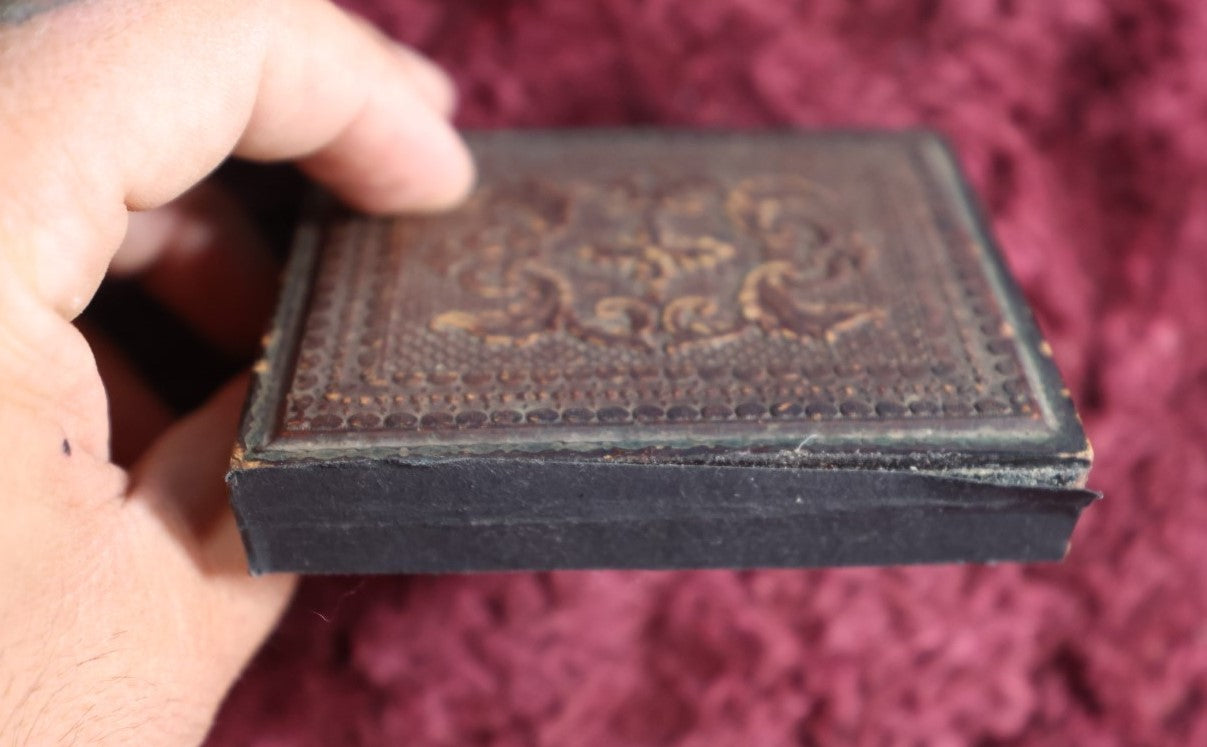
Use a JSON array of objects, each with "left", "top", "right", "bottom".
[{"left": 229, "top": 130, "right": 1095, "bottom": 574}]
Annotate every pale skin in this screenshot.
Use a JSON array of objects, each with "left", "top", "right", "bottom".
[{"left": 0, "top": 0, "right": 473, "bottom": 743}]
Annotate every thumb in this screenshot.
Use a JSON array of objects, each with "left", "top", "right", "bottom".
[
  {"left": 126, "top": 375, "right": 296, "bottom": 690},
  {"left": 0, "top": 375, "right": 295, "bottom": 746}
]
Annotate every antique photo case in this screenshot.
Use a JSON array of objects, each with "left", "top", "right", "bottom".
[{"left": 229, "top": 130, "right": 1095, "bottom": 574}]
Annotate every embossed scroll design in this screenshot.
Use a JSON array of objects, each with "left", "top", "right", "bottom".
[{"left": 428, "top": 174, "right": 878, "bottom": 352}]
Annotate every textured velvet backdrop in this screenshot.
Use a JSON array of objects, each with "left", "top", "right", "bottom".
[{"left": 207, "top": 1, "right": 1207, "bottom": 744}]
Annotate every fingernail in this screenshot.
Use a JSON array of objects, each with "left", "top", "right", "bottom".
[{"left": 392, "top": 43, "right": 457, "bottom": 118}]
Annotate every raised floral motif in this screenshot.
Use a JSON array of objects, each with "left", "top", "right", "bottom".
[{"left": 426, "top": 174, "right": 877, "bottom": 352}]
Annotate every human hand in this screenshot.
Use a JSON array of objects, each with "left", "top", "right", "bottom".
[{"left": 0, "top": 1, "right": 472, "bottom": 743}]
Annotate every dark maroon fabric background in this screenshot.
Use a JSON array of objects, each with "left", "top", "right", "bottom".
[{"left": 207, "top": 1, "right": 1207, "bottom": 744}]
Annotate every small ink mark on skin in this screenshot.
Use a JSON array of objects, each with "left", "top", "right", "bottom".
[
  {"left": 61, "top": 438, "right": 71, "bottom": 456},
  {"left": 0, "top": 0, "right": 81, "bottom": 26}
]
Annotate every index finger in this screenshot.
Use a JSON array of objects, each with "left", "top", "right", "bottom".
[{"left": 0, "top": 0, "right": 474, "bottom": 321}]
